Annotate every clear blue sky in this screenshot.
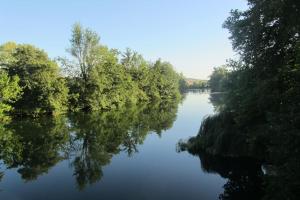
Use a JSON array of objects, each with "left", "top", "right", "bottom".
[{"left": 0, "top": 0, "right": 248, "bottom": 79}]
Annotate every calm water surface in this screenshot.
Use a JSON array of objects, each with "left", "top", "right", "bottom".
[{"left": 0, "top": 91, "right": 228, "bottom": 200}]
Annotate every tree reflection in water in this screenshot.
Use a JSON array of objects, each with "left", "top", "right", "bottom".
[
  {"left": 178, "top": 92, "right": 300, "bottom": 200},
  {"left": 0, "top": 100, "right": 179, "bottom": 189},
  {"left": 201, "top": 152, "right": 264, "bottom": 200}
]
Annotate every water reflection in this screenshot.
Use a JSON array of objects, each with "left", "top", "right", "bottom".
[
  {"left": 178, "top": 92, "right": 264, "bottom": 199},
  {"left": 1, "top": 117, "right": 69, "bottom": 181},
  {"left": 198, "top": 151, "right": 263, "bottom": 200},
  {"left": 0, "top": 100, "right": 179, "bottom": 189},
  {"left": 209, "top": 92, "right": 226, "bottom": 112},
  {"left": 179, "top": 92, "right": 300, "bottom": 200}
]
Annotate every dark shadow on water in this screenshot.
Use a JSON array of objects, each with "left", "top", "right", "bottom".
[
  {"left": 177, "top": 142, "right": 264, "bottom": 200},
  {"left": 178, "top": 92, "right": 300, "bottom": 200},
  {"left": 198, "top": 152, "right": 264, "bottom": 200}
]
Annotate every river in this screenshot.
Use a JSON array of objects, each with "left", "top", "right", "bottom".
[{"left": 0, "top": 91, "right": 241, "bottom": 200}]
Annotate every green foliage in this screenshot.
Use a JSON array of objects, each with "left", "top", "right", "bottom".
[
  {"left": 0, "top": 43, "right": 69, "bottom": 117},
  {"left": 177, "top": 77, "right": 209, "bottom": 91},
  {"left": 208, "top": 66, "right": 229, "bottom": 92},
  {"left": 64, "top": 24, "right": 182, "bottom": 111},
  {"left": 184, "top": 1, "right": 300, "bottom": 199},
  {"left": 121, "top": 48, "right": 151, "bottom": 101},
  {"left": 0, "top": 70, "right": 22, "bottom": 122},
  {"left": 87, "top": 46, "right": 140, "bottom": 110},
  {"left": 178, "top": 74, "right": 189, "bottom": 91},
  {"left": 68, "top": 23, "right": 100, "bottom": 82},
  {"left": 190, "top": 0, "right": 300, "bottom": 157},
  {"left": 148, "top": 59, "right": 181, "bottom": 101},
  {"left": 0, "top": 41, "right": 17, "bottom": 66},
  {"left": 0, "top": 24, "right": 182, "bottom": 116},
  {"left": 188, "top": 80, "right": 208, "bottom": 90}
]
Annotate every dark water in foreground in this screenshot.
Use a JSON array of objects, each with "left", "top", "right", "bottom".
[{"left": 0, "top": 91, "right": 263, "bottom": 200}]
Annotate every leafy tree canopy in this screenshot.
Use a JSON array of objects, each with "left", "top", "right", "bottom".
[{"left": 0, "top": 43, "right": 68, "bottom": 117}]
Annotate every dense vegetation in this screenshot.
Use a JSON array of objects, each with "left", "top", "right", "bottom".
[
  {"left": 1, "top": 43, "right": 69, "bottom": 117},
  {"left": 182, "top": 0, "right": 300, "bottom": 199},
  {"left": 0, "top": 24, "right": 183, "bottom": 120},
  {"left": 61, "top": 23, "right": 182, "bottom": 112},
  {"left": 0, "top": 70, "right": 21, "bottom": 122},
  {"left": 193, "top": 80, "right": 208, "bottom": 89},
  {"left": 208, "top": 66, "right": 229, "bottom": 92},
  {"left": 177, "top": 78, "right": 209, "bottom": 91}
]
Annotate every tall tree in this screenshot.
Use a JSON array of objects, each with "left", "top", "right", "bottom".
[{"left": 68, "top": 23, "right": 101, "bottom": 83}]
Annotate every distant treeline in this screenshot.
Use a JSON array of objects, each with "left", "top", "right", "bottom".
[
  {"left": 181, "top": 73, "right": 229, "bottom": 91},
  {"left": 180, "top": 78, "right": 209, "bottom": 90},
  {"left": 0, "top": 24, "right": 187, "bottom": 121}
]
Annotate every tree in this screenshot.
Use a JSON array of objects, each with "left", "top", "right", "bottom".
[
  {"left": 0, "top": 41, "right": 17, "bottom": 67},
  {"left": 121, "top": 48, "right": 145, "bottom": 69},
  {"left": 184, "top": 1, "right": 300, "bottom": 199},
  {"left": 149, "top": 59, "right": 181, "bottom": 101},
  {"left": 178, "top": 73, "right": 188, "bottom": 91},
  {"left": 0, "top": 70, "right": 22, "bottom": 122},
  {"left": 87, "top": 46, "right": 140, "bottom": 110},
  {"left": 62, "top": 23, "right": 101, "bottom": 110},
  {"left": 65, "top": 24, "right": 182, "bottom": 111},
  {"left": 121, "top": 48, "right": 151, "bottom": 101},
  {"left": 208, "top": 66, "right": 229, "bottom": 92},
  {"left": 0, "top": 43, "right": 69, "bottom": 116},
  {"left": 0, "top": 43, "right": 18, "bottom": 123},
  {"left": 65, "top": 24, "right": 136, "bottom": 110},
  {"left": 68, "top": 23, "right": 100, "bottom": 83}
]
